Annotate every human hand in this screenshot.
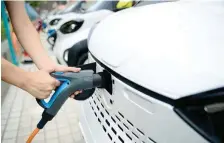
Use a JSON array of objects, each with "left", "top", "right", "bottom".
[
  {"left": 22, "top": 70, "right": 60, "bottom": 99},
  {"left": 41, "top": 64, "right": 81, "bottom": 73},
  {"left": 41, "top": 64, "right": 82, "bottom": 98},
  {"left": 23, "top": 67, "right": 82, "bottom": 99}
]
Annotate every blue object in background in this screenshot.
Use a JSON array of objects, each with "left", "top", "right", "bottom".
[
  {"left": 1, "top": 1, "right": 18, "bottom": 66},
  {"left": 47, "top": 29, "right": 56, "bottom": 37},
  {"left": 25, "top": 2, "right": 39, "bottom": 21},
  {"left": 42, "top": 22, "right": 47, "bottom": 29}
]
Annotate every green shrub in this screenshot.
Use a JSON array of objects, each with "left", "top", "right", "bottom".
[
  {"left": 1, "top": 20, "right": 6, "bottom": 41},
  {"left": 26, "top": 1, "right": 43, "bottom": 8}
]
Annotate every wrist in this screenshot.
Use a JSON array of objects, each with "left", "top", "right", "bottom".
[
  {"left": 18, "top": 71, "right": 31, "bottom": 90},
  {"left": 34, "top": 54, "right": 57, "bottom": 71},
  {"left": 38, "top": 62, "right": 57, "bottom": 72}
]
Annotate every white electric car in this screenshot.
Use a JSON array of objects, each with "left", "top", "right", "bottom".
[
  {"left": 45, "top": 1, "right": 96, "bottom": 46},
  {"left": 78, "top": 1, "right": 224, "bottom": 143},
  {"left": 54, "top": 28, "right": 91, "bottom": 65},
  {"left": 53, "top": 10, "right": 113, "bottom": 65},
  {"left": 53, "top": 0, "right": 137, "bottom": 65},
  {"left": 47, "top": 0, "right": 126, "bottom": 47}
]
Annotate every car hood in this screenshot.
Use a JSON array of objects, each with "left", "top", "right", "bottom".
[{"left": 88, "top": 1, "right": 224, "bottom": 99}]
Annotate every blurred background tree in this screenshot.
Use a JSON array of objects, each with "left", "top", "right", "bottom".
[
  {"left": 27, "top": 1, "right": 45, "bottom": 8},
  {"left": 1, "top": 20, "right": 6, "bottom": 41}
]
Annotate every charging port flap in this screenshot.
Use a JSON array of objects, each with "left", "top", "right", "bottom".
[{"left": 98, "top": 70, "right": 112, "bottom": 95}]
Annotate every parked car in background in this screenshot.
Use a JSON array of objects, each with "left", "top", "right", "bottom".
[
  {"left": 47, "top": 8, "right": 58, "bottom": 17},
  {"left": 46, "top": 0, "right": 96, "bottom": 46},
  {"left": 79, "top": 1, "right": 224, "bottom": 143},
  {"left": 53, "top": 0, "right": 137, "bottom": 66},
  {"left": 40, "top": 10, "right": 48, "bottom": 20},
  {"left": 57, "top": 0, "right": 87, "bottom": 14},
  {"left": 45, "top": 0, "right": 92, "bottom": 30},
  {"left": 52, "top": 8, "right": 113, "bottom": 65},
  {"left": 55, "top": 27, "right": 92, "bottom": 65}
]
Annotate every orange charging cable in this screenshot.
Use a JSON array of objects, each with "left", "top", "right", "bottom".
[{"left": 26, "top": 128, "right": 40, "bottom": 143}]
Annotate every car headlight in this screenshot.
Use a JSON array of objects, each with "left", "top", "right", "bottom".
[
  {"left": 174, "top": 91, "right": 224, "bottom": 143},
  {"left": 60, "top": 19, "right": 84, "bottom": 34},
  {"left": 49, "top": 18, "right": 61, "bottom": 26}
]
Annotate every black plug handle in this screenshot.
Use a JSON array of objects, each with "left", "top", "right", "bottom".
[{"left": 44, "top": 70, "right": 102, "bottom": 118}]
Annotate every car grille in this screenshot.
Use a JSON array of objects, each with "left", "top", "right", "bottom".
[{"left": 89, "top": 90, "right": 155, "bottom": 143}]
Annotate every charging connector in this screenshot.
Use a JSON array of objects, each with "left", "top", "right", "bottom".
[{"left": 28, "top": 69, "right": 112, "bottom": 143}]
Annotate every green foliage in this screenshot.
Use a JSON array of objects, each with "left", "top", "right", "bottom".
[
  {"left": 26, "top": 1, "right": 42, "bottom": 8},
  {"left": 1, "top": 20, "right": 6, "bottom": 41}
]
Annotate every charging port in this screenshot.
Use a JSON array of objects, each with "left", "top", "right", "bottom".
[{"left": 77, "top": 62, "right": 112, "bottom": 99}]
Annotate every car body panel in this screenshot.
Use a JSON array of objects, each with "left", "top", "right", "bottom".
[{"left": 79, "top": 1, "right": 223, "bottom": 143}]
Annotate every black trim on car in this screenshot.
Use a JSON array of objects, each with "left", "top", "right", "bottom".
[
  {"left": 49, "top": 18, "right": 61, "bottom": 26},
  {"left": 60, "top": 20, "right": 84, "bottom": 34},
  {"left": 175, "top": 87, "right": 224, "bottom": 107},
  {"left": 174, "top": 108, "right": 222, "bottom": 143}
]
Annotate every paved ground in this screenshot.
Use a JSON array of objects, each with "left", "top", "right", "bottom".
[
  {"left": 1, "top": 40, "right": 11, "bottom": 104},
  {"left": 1, "top": 33, "right": 85, "bottom": 143}
]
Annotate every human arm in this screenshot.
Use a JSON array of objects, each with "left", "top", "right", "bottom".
[
  {"left": 2, "top": 2, "right": 81, "bottom": 99},
  {"left": 5, "top": 1, "right": 55, "bottom": 70},
  {"left": 1, "top": 58, "right": 60, "bottom": 99},
  {"left": 5, "top": 1, "right": 81, "bottom": 72}
]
